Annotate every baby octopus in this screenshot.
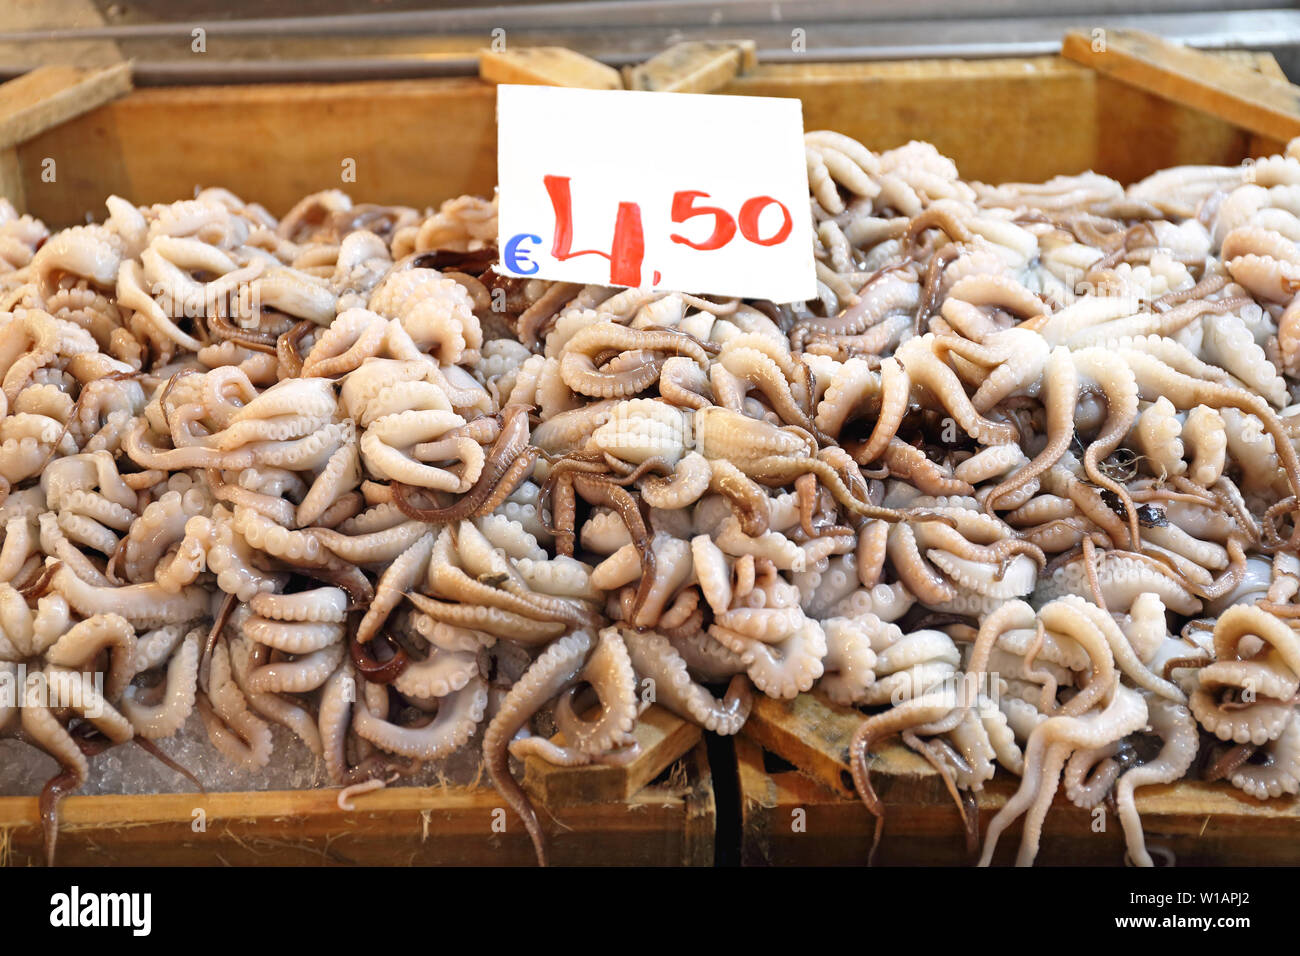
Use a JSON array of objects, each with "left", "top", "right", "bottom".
[{"left": 9, "top": 127, "right": 1300, "bottom": 870}]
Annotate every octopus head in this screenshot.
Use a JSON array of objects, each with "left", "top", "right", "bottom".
[{"left": 589, "top": 398, "right": 691, "bottom": 468}]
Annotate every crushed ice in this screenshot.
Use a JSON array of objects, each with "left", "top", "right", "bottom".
[{"left": 0, "top": 710, "right": 488, "bottom": 797}]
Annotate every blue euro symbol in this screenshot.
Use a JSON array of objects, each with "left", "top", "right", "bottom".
[{"left": 504, "top": 233, "right": 542, "bottom": 275}]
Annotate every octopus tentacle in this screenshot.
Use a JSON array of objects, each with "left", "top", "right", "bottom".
[
  {"left": 483, "top": 630, "right": 593, "bottom": 866},
  {"left": 1116, "top": 696, "right": 1198, "bottom": 867},
  {"left": 552, "top": 627, "right": 638, "bottom": 755},
  {"left": 623, "top": 628, "right": 753, "bottom": 733}
]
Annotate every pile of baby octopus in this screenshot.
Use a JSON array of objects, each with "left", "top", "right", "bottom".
[{"left": 4, "top": 128, "right": 1300, "bottom": 868}]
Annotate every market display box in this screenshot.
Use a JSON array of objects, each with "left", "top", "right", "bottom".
[{"left": 0, "top": 30, "right": 1296, "bottom": 865}]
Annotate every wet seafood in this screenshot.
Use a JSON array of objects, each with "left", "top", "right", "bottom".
[{"left": 8, "top": 129, "right": 1300, "bottom": 870}]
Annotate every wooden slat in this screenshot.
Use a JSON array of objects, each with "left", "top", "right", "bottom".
[
  {"left": 727, "top": 53, "right": 1265, "bottom": 186},
  {"left": 624, "top": 40, "right": 757, "bottom": 94},
  {"left": 0, "top": 742, "right": 714, "bottom": 867},
  {"left": 741, "top": 694, "right": 1300, "bottom": 865},
  {"left": 0, "top": 63, "right": 132, "bottom": 151},
  {"left": 742, "top": 692, "right": 861, "bottom": 798},
  {"left": 479, "top": 47, "right": 623, "bottom": 89},
  {"left": 522, "top": 704, "right": 702, "bottom": 807},
  {"left": 1062, "top": 28, "right": 1300, "bottom": 143}
]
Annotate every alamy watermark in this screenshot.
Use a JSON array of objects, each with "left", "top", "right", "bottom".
[
  {"left": 49, "top": 886, "right": 151, "bottom": 936},
  {"left": 889, "top": 668, "right": 1003, "bottom": 714},
  {"left": 0, "top": 665, "right": 104, "bottom": 717}
]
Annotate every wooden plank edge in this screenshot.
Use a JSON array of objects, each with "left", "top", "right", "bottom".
[
  {"left": 479, "top": 47, "right": 623, "bottom": 89},
  {"left": 0, "top": 744, "right": 714, "bottom": 866},
  {"left": 0, "top": 62, "right": 133, "bottom": 151},
  {"left": 624, "top": 40, "right": 757, "bottom": 94},
  {"left": 742, "top": 692, "right": 862, "bottom": 797},
  {"left": 522, "top": 703, "right": 702, "bottom": 807},
  {"left": 1062, "top": 28, "right": 1300, "bottom": 142},
  {"left": 1241, "top": 51, "right": 1290, "bottom": 84}
]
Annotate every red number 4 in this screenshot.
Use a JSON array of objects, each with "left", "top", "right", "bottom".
[
  {"left": 669, "top": 191, "right": 793, "bottom": 250},
  {"left": 545, "top": 174, "right": 645, "bottom": 287}
]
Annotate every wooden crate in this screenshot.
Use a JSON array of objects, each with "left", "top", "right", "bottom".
[
  {"left": 739, "top": 694, "right": 1300, "bottom": 866},
  {"left": 0, "top": 741, "right": 714, "bottom": 866},
  {"left": 1, "top": 32, "right": 1297, "bottom": 866}
]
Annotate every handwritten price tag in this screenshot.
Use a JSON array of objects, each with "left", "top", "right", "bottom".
[{"left": 496, "top": 85, "right": 816, "bottom": 303}]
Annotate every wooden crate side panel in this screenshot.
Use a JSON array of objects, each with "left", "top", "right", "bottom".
[
  {"left": 1083, "top": 47, "right": 1290, "bottom": 182},
  {"left": 1094, "top": 73, "right": 1256, "bottom": 186},
  {"left": 16, "top": 54, "right": 1272, "bottom": 227},
  {"left": 0, "top": 743, "right": 715, "bottom": 867},
  {"left": 17, "top": 78, "right": 499, "bottom": 226},
  {"left": 0, "top": 799, "right": 685, "bottom": 867},
  {"left": 737, "top": 735, "right": 869, "bottom": 866},
  {"left": 737, "top": 730, "right": 1300, "bottom": 866},
  {"left": 12, "top": 49, "right": 1289, "bottom": 226},
  {"left": 724, "top": 58, "right": 1099, "bottom": 186}
]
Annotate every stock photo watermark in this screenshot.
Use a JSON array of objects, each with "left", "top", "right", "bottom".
[
  {"left": 49, "top": 887, "right": 151, "bottom": 936},
  {"left": 0, "top": 666, "right": 105, "bottom": 717}
]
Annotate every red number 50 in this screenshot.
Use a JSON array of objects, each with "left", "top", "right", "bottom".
[{"left": 669, "top": 191, "right": 792, "bottom": 250}]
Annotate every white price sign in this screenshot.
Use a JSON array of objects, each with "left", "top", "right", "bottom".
[{"left": 495, "top": 85, "right": 816, "bottom": 303}]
